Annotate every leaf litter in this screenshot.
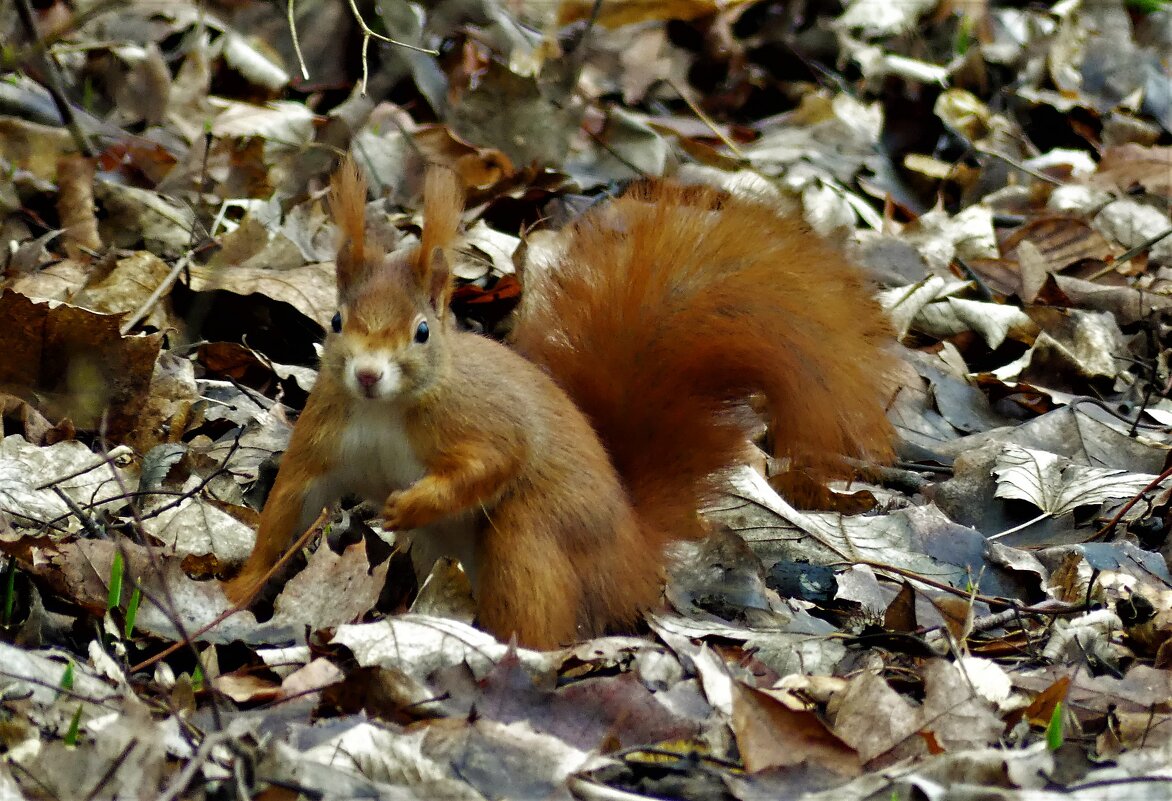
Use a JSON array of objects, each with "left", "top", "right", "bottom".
[{"left": 2, "top": 0, "right": 1172, "bottom": 799}]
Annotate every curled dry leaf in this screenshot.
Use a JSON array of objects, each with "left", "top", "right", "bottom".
[
  {"left": 0, "top": 290, "right": 161, "bottom": 438},
  {"left": 732, "top": 683, "right": 862, "bottom": 775},
  {"left": 1092, "top": 143, "right": 1172, "bottom": 198},
  {"left": 0, "top": 437, "right": 130, "bottom": 533},
  {"left": 992, "top": 444, "right": 1161, "bottom": 519},
  {"left": 55, "top": 155, "right": 102, "bottom": 258}
]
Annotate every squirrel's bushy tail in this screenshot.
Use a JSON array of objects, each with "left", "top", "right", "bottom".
[{"left": 513, "top": 180, "right": 896, "bottom": 548}]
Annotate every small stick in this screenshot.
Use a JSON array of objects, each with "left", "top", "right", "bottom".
[{"left": 128, "top": 508, "right": 328, "bottom": 675}]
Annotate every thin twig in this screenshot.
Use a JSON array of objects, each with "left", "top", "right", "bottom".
[
  {"left": 158, "top": 731, "right": 234, "bottom": 801},
  {"left": 344, "top": 0, "right": 437, "bottom": 54},
  {"left": 40, "top": 490, "right": 188, "bottom": 531},
  {"left": 848, "top": 559, "right": 1086, "bottom": 615},
  {"left": 0, "top": 668, "right": 123, "bottom": 709},
  {"left": 1115, "top": 224, "right": 1172, "bottom": 267},
  {"left": 49, "top": 486, "right": 106, "bottom": 539},
  {"left": 133, "top": 428, "right": 245, "bottom": 523},
  {"left": 8, "top": 0, "right": 127, "bottom": 58},
  {"left": 34, "top": 445, "right": 133, "bottom": 491},
  {"left": 286, "top": 0, "right": 309, "bottom": 81},
  {"left": 988, "top": 511, "right": 1048, "bottom": 541},
  {"left": 1087, "top": 224, "right": 1172, "bottom": 281},
  {"left": 975, "top": 146, "right": 1063, "bottom": 186},
  {"left": 84, "top": 740, "right": 137, "bottom": 801},
  {"left": 13, "top": 0, "right": 93, "bottom": 156},
  {"left": 82, "top": 429, "right": 226, "bottom": 733},
  {"left": 666, "top": 78, "right": 747, "bottom": 162},
  {"left": 1091, "top": 462, "right": 1172, "bottom": 541},
  {"left": 128, "top": 508, "right": 328, "bottom": 675},
  {"left": 339, "top": 0, "right": 437, "bottom": 95},
  {"left": 119, "top": 253, "right": 192, "bottom": 334}
]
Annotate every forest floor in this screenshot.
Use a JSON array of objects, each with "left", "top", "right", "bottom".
[{"left": 2, "top": 0, "right": 1172, "bottom": 799}]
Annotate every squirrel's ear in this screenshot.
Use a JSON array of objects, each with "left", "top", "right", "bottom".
[
  {"left": 412, "top": 165, "right": 461, "bottom": 314},
  {"left": 426, "top": 247, "right": 453, "bottom": 313},
  {"left": 331, "top": 155, "right": 374, "bottom": 300},
  {"left": 417, "top": 167, "right": 462, "bottom": 271}
]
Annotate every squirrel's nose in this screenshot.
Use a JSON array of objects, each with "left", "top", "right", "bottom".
[{"left": 355, "top": 369, "right": 382, "bottom": 389}]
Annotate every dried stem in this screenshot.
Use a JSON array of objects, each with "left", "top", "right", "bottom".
[{"left": 13, "top": 0, "right": 93, "bottom": 156}]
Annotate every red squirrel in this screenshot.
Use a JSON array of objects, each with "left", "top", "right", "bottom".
[{"left": 222, "top": 158, "right": 896, "bottom": 649}]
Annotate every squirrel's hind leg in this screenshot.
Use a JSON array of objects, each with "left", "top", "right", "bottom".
[
  {"left": 475, "top": 506, "right": 583, "bottom": 649},
  {"left": 577, "top": 517, "right": 664, "bottom": 638}
]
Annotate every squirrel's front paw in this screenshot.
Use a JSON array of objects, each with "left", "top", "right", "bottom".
[{"left": 383, "top": 490, "right": 426, "bottom": 530}]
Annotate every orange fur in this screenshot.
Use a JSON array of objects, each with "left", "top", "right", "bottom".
[
  {"left": 513, "top": 181, "right": 896, "bottom": 550},
  {"left": 330, "top": 155, "right": 371, "bottom": 299},
  {"left": 418, "top": 167, "right": 462, "bottom": 285},
  {"left": 225, "top": 159, "right": 896, "bottom": 649}
]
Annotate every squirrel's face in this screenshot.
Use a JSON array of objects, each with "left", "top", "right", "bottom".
[{"left": 322, "top": 272, "right": 444, "bottom": 403}]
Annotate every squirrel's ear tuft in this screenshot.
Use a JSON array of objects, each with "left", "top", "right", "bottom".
[
  {"left": 425, "top": 247, "right": 452, "bottom": 313},
  {"left": 413, "top": 165, "right": 462, "bottom": 313},
  {"left": 331, "top": 154, "right": 372, "bottom": 300},
  {"left": 416, "top": 168, "right": 462, "bottom": 272}
]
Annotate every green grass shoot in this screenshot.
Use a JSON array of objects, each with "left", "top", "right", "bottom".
[
  {"left": 124, "top": 586, "right": 141, "bottom": 639},
  {"left": 64, "top": 704, "right": 83, "bottom": 746},
  {"left": 59, "top": 660, "right": 75, "bottom": 691},
  {"left": 107, "top": 552, "right": 124, "bottom": 612},
  {"left": 953, "top": 14, "right": 974, "bottom": 56},
  {"left": 1046, "top": 701, "right": 1064, "bottom": 750}
]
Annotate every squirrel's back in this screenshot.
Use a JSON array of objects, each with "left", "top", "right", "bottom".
[{"left": 513, "top": 179, "right": 895, "bottom": 547}]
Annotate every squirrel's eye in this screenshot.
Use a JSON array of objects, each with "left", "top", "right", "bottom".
[
  {"left": 414, "top": 320, "right": 430, "bottom": 343},
  {"left": 331, "top": 312, "right": 342, "bottom": 333}
]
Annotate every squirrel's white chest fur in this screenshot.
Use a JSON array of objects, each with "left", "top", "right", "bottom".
[
  {"left": 297, "top": 405, "right": 424, "bottom": 530},
  {"left": 336, "top": 404, "right": 426, "bottom": 500},
  {"left": 303, "top": 404, "right": 479, "bottom": 582}
]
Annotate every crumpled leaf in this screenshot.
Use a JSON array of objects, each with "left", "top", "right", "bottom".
[
  {"left": 331, "top": 616, "right": 555, "bottom": 681},
  {"left": 0, "top": 437, "right": 131, "bottom": 532},
  {"left": 992, "top": 444, "right": 1160, "bottom": 517},
  {"left": 0, "top": 291, "right": 161, "bottom": 438}
]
